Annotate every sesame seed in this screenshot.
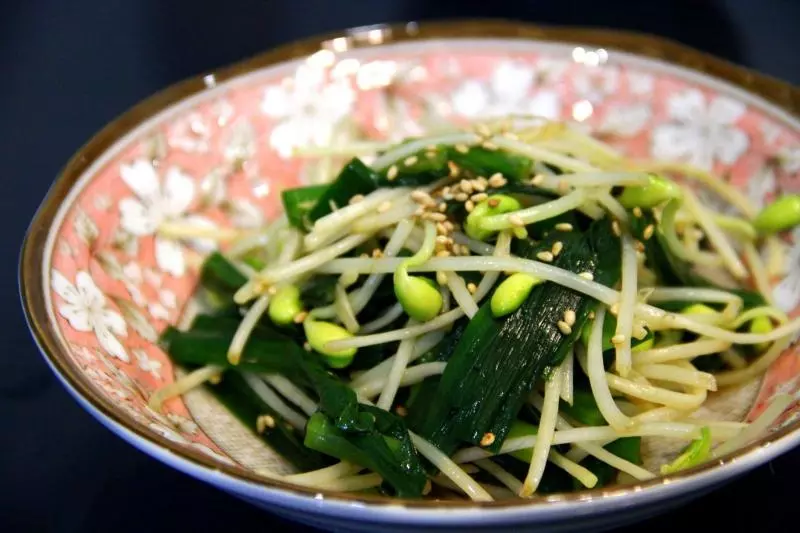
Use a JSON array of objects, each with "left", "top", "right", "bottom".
[
  {"left": 436, "top": 222, "right": 448, "bottom": 235},
  {"left": 209, "top": 374, "right": 222, "bottom": 385},
  {"left": 480, "top": 432, "right": 496, "bottom": 447},
  {"left": 256, "top": 415, "right": 276, "bottom": 433},
  {"left": 635, "top": 240, "right": 646, "bottom": 252},
  {"left": 349, "top": 194, "right": 364, "bottom": 205},
  {"left": 482, "top": 141, "right": 498, "bottom": 151},
  {"left": 436, "top": 235, "right": 449, "bottom": 245},
  {"left": 404, "top": 155, "right": 419, "bottom": 167},
  {"left": 612, "top": 220, "right": 621, "bottom": 237},
  {"left": 487, "top": 198, "right": 500, "bottom": 208},
  {"left": 465, "top": 200, "right": 475, "bottom": 212},
  {"left": 455, "top": 143, "right": 469, "bottom": 154},
  {"left": 360, "top": 252, "right": 369, "bottom": 259},
  {"left": 633, "top": 207, "right": 643, "bottom": 218},
  {"left": 448, "top": 161, "right": 460, "bottom": 177},
  {"left": 551, "top": 241, "right": 564, "bottom": 256},
  {"left": 537, "top": 251, "right": 554, "bottom": 262},
  {"left": 454, "top": 192, "right": 469, "bottom": 202},
  {"left": 428, "top": 212, "right": 447, "bottom": 222},
  {"left": 414, "top": 206, "right": 425, "bottom": 217},
  {"left": 555, "top": 222, "right": 573, "bottom": 232},
  {"left": 293, "top": 311, "right": 309, "bottom": 324},
  {"left": 643, "top": 224, "right": 655, "bottom": 240},
  {"left": 472, "top": 180, "right": 487, "bottom": 192},
  {"left": 387, "top": 165, "right": 399, "bottom": 181},
  {"left": 531, "top": 174, "right": 545, "bottom": 186},
  {"left": 438, "top": 202, "right": 447, "bottom": 213},
  {"left": 303, "top": 341, "right": 312, "bottom": 352},
  {"left": 488, "top": 173, "right": 507, "bottom": 188},
  {"left": 509, "top": 214, "right": 525, "bottom": 227},
  {"left": 476, "top": 123, "right": 491, "bottom": 137},
  {"left": 609, "top": 303, "right": 620, "bottom": 316},
  {"left": 579, "top": 271, "right": 594, "bottom": 281},
  {"left": 611, "top": 334, "right": 627, "bottom": 346},
  {"left": 443, "top": 221, "right": 455, "bottom": 231},
  {"left": 422, "top": 480, "right": 433, "bottom": 496},
  {"left": 436, "top": 250, "right": 451, "bottom": 258},
  {"left": 460, "top": 244, "right": 470, "bottom": 256},
  {"left": 425, "top": 151, "right": 437, "bottom": 159},
  {"left": 395, "top": 405, "right": 408, "bottom": 417},
  {"left": 557, "top": 321, "right": 573, "bottom": 335},
  {"left": 470, "top": 192, "right": 488, "bottom": 203},
  {"left": 460, "top": 179, "right": 474, "bottom": 194},
  {"left": 467, "top": 282, "right": 478, "bottom": 294},
  {"left": 411, "top": 190, "right": 429, "bottom": 203},
  {"left": 377, "top": 201, "right": 392, "bottom": 213},
  {"left": 588, "top": 311, "right": 596, "bottom": 319},
  {"left": 266, "top": 286, "right": 278, "bottom": 296},
  {"left": 371, "top": 248, "right": 384, "bottom": 258},
  {"left": 436, "top": 271, "right": 448, "bottom": 285},
  {"left": 426, "top": 144, "right": 437, "bottom": 151},
  {"left": 564, "top": 309, "right": 576, "bottom": 326}
]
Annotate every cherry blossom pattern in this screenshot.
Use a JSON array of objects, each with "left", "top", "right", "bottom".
[
  {"left": 118, "top": 160, "right": 217, "bottom": 277},
  {"left": 451, "top": 60, "right": 563, "bottom": 121},
  {"left": 261, "top": 64, "right": 356, "bottom": 158},
  {"left": 52, "top": 271, "right": 129, "bottom": 362},
  {"left": 652, "top": 89, "right": 749, "bottom": 170},
  {"left": 134, "top": 349, "right": 164, "bottom": 380}
]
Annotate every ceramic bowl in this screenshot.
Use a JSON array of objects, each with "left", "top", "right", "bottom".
[{"left": 20, "top": 20, "right": 800, "bottom": 533}]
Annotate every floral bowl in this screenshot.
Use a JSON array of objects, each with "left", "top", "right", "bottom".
[{"left": 20, "top": 20, "right": 800, "bottom": 533}]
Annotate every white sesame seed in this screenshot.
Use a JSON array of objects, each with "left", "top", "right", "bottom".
[
  {"left": 256, "top": 414, "right": 276, "bottom": 433},
  {"left": 411, "top": 190, "right": 429, "bottom": 203},
  {"left": 609, "top": 303, "right": 620, "bottom": 316},
  {"left": 436, "top": 250, "right": 451, "bottom": 258},
  {"left": 436, "top": 222, "right": 448, "bottom": 235},
  {"left": 470, "top": 192, "right": 488, "bottom": 203},
  {"left": 454, "top": 192, "right": 469, "bottom": 202},
  {"left": 448, "top": 161, "right": 460, "bottom": 176},
  {"left": 531, "top": 174, "right": 545, "bottom": 186},
  {"left": 348, "top": 194, "right": 365, "bottom": 205},
  {"left": 588, "top": 311, "right": 596, "bottom": 319},
  {"left": 482, "top": 141, "right": 498, "bottom": 151},
  {"left": 455, "top": 144, "right": 469, "bottom": 154},
  {"left": 551, "top": 241, "right": 564, "bottom": 256},
  {"left": 465, "top": 200, "right": 475, "bottom": 212},
  {"left": 564, "top": 309, "right": 576, "bottom": 326},
  {"left": 377, "top": 201, "right": 392, "bottom": 213},
  {"left": 476, "top": 123, "right": 491, "bottom": 137},
  {"left": 460, "top": 179, "right": 474, "bottom": 194},
  {"left": 404, "top": 155, "right": 418, "bottom": 166},
  {"left": 438, "top": 202, "right": 447, "bottom": 213},
  {"left": 467, "top": 282, "right": 478, "bottom": 294},
  {"left": 643, "top": 224, "right": 655, "bottom": 240},
  {"left": 537, "top": 251, "right": 554, "bottom": 262},
  {"left": 387, "top": 165, "right": 399, "bottom": 181},
  {"left": 555, "top": 222, "right": 574, "bottom": 232},
  {"left": 611, "top": 334, "right": 627, "bottom": 346},
  {"left": 488, "top": 173, "right": 507, "bottom": 188},
  {"left": 436, "top": 235, "right": 449, "bottom": 245},
  {"left": 472, "top": 180, "right": 487, "bottom": 192},
  {"left": 371, "top": 248, "right": 384, "bottom": 258},
  {"left": 579, "top": 271, "right": 594, "bottom": 281},
  {"left": 612, "top": 220, "right": 621, "bottom": 237},
  {"left": 428, "top": 212, "right": 447, "bottom": 222},
  {"left": 426, "top": 151, "right": 437, "bottom": 159},
  {"left": 557, "top": 321, "right": 573, "bottom": 335},
  {"left": 436, "top": 271, "right": 448, "bottom": 285},
  {"left": 633, "top": 207, "right": 643, "bottom": 218}
]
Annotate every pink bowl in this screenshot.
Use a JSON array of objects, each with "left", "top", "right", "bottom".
[{"left": 20, "top": 20, "right": 800, "bottom": 532}]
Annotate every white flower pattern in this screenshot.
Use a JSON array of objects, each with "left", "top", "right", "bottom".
[
  {"left": 118, "top": 160, "right": 215, "bottom": 277},
  {"left": 652, "top": 89, "right": 749, "bottom": 169},
  {"left": 261, "top": 64, "right": 355, "bottom": 158},
  {"left": 134, "top": 349, "right": 163, "bottom": 380},
  {"left": 51, "top": 270, "right": 129, "bottom": 362},
  {"left": 451, "top": 60, "right": 562, "bottom": 121}
]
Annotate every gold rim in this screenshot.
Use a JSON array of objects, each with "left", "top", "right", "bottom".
[{"left": 20, "top": 19, "right": 800, "bottom": 510}]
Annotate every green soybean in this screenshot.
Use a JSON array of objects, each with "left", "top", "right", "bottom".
[
  {"left": 753, "top": 194, "right": 800, "bottom": 234},
  {"left": 303, "top": 320, "right": 357, "bottom": 368},
  {"left": 618, "top": 174, "right": 682, "bottom": 209},
  {"left": 268, "top": 285, "right": 303, "bottom": 326},
  {"left": 490, "top": 273, "right": 543, "bottom": 317},
  {"left": 465, "top": 194, "right": 523, "bottom": 241}
]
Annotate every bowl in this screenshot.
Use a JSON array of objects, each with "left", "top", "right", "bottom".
[{"left": 20, "top": 19, "right": 800, "bottom": 533}]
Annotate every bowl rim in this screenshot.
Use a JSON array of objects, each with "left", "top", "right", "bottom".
[{"left": 19, "top": 18, "right": 800, "bottom": 514}]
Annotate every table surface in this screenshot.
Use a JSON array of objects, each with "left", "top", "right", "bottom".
[{"left": 3, "top": 1, "right": 798, "bottom": 531}]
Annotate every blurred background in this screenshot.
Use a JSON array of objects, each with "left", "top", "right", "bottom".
[{"left": 2, "top": 0, "right": 798, "bottom": 531}]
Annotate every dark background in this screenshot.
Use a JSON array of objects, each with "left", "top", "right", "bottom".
[{"left": 3, "top": 1, "right": 799, "bottom": 531}]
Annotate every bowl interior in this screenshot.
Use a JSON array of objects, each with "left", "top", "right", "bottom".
[{"left": 24, "top": 23, "right": 800, "bottom": 505}]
